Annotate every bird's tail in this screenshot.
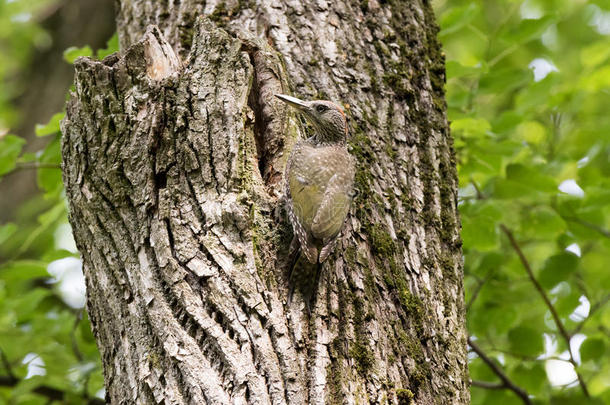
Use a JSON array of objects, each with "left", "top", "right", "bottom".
[{"left": 288, "top": 251, "right": 322, "bottom": 312}]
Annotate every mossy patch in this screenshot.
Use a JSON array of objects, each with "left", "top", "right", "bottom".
[
  {"left": 208, "top": 2, "right": 228, "bottom": 23},
  {"left": 360, "top": 0, "right": 369, "bottom": 13},
  {"left": 438, "top": 157, "right": 459, "bottom": 247},
  {"left": 208, "top": 1, "right": 249, "bottom": 25},
  {"left": 439, "top": 254, "right": 456, "bottom": 284},
  {"left": 368, "top": 224, "right": 396, "bottom": 257},
  {"left": 326, "top": 352, "right": 343, "bottom": 404},
  {"left": 248, "top": 204, "right": 266, "bottom": 280},
  {"left": 409, "top": 367, "right": 429, "bottom": 394},
  {"left": 396, "top": 389, "right": 414, "bottom": 405},
  {"left": 350, "top": 340, "right": 375, "bottom": 374},
  {"left": 350, "top": 296, "right": 375, "bottom": 374},
  {"left": 147, "top": 351, "right": 161, "bottom": 369},
  {"left": 364, "top": 63, "right": 380, "bottom": 93},
  {"left": 399, "top": 290, "right": 424, "bottom": 337},
  {"left": 346, "top": 245, "right": 360, "bottom": 265},
  {"left": 383, "top": 66, "right": 415, "bottom": 103},
  {"left": 327, "top": 283, "right": 349, "bottom": 403}
]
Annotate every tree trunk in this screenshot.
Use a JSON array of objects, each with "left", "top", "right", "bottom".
[{"left": 61, "top": 1, "right": 469, "bottom": 403}]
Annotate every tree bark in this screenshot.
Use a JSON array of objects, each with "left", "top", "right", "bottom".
[{"left": 61, "top": 1, "right": 469, "bottom": 403}]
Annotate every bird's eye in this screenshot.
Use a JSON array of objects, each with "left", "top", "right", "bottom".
[{"left": 315, "top": 104, "right": 328, "bottom": 113}]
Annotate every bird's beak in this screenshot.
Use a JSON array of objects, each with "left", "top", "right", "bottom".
[{"left": 274, "top": 94, "right": 308, "bottom": 110}]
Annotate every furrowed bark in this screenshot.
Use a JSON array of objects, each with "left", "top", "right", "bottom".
[{"left": 62, "top": 1, "right": 469, "bottom": 403}]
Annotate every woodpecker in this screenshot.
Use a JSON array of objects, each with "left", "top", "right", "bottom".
[{"left": 275, "top": 94, "right": 355, "bottom": 264}]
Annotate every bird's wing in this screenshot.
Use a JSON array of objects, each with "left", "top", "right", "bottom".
[
  {"left": 310, "top": 168, "right": 354, "bottom": 242},
  {"left": 286, "top": 157, "right": 325, "bottom": 263},
  {"left": 312, "top": 152, "right": 355, "bottom": 263},
  {"left": 318, "top": 238, "right": 338, "bottom": 264}
]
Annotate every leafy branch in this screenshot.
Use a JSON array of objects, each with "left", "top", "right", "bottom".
[
  {"left": 0, "top": 375, "right": 104, "bottom": 405},
  {"left": 468, "top": 337, "right": 532, "bottom": 405},
  {"left": 563, "top": 216, "right": 610, "bottom": 239},
  {"left": 0, "top": 347, "right": 103, "bottom": 405},
  {"left": 500, "top": 224, "right": 590, "bottom": 398},
  {"left": 465, "top": 270, "right": 495, "bottom": 312}
]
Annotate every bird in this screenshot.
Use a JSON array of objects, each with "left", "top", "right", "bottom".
[{"left": 275, "top": 94, "right": 355, "bottom": 265}]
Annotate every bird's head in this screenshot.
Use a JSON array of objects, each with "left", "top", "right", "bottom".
[{"left": 275, "top": 94, "right": 348, "bottom": 144}]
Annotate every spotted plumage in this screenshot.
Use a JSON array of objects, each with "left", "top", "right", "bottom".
[{"left": 275, "top": 94, "right": 355, "bottom": 264}]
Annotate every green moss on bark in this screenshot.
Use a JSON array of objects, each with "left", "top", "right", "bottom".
[
  {"left": 327, "top": 282, "right": 349, "bottom": 403},
  {"left": 382, "top": 66, "right": 415, "bottom": 103},
  {"left": 350, "top": 296, "right": 375, "bottom": 374},
  {"left": 396, "top": 388, "right": 414, "bottom": 405},
  {"left": 369, "top": 225, "right": 396, "bottom": 257}
]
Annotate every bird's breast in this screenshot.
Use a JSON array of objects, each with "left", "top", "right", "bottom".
[
  {"left": 288, "top": 143, "right": 352, "bottom": 184},
  {"left": 286, "top": 142, "right": 354, "bottom": 230}
]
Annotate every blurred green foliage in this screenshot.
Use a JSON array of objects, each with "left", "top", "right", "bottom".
[
  {"left": 0, "top": 1, "right": 117, "bottom": 400},
  {"left": 435, "top": 0, "right": 610, "bottom": 403},
  {"left": 1, "top": 0, "right": 609, "bottom": 403},
  {"left": 0, "top": 0, "right": 55, "bottom": 130}
]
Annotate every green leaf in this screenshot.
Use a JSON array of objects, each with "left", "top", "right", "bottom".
[
  {"left": 37, "top": 135, "right": 62, "bottom": 197},
  {"left": 581, "top": 40, "right": 610, "bottom": 69},
  {"left": 506, "top": 16, "right": 556, "bottom": 44},
  {"left": 16, "top": 202, "right": 66, "bottom": 256},
  {"left": 459, "top": 143, "right": 505, "bottom": 179},
  {"left": 581, "top": 248, "right": 610, "bottom": 293},
  {"left": 442, "top": 0, "right": 610, "bottom": 401},
  {"left": 580, "top": 66, "right": 610, "bottom": 92},
  {"left": 508, "top": 325, "right": 543, "bottom": 357},
  {"left": 516, "top": 120, "right": 547, "bottom": 145},
  {"left": 452, "top": 118, "right": 492, "bottom": 139},
  {"left": 1, "top": 260, "right": 49, "bottom": 283},
  {"left": 38, "top": 202, "right": 66, "bottom": 228},
  {"left": 446, "top": 60, "right": 484, "bottom": 78},
  {"left": 63, "top": 45, "right": 93, "bottom": 64},
  {"left": 479, "top": 68, "right": 531, "bottom": 95},
  {"left": 461, "top": 202, "right": 502, "bottom": 251},
  {"left": 520, "top": 206, "right": 566, "bottom": 239},
  {"left": 18, "top": 152, "right": 37, "bottom": 163},
  {"left": 515, "top": 74, "right": 558, "bottom": 113},
  {"left": 493, "top": 111, "right": 524, "bottom": 134},
  {"left": 0, "top": 134, "right": 25, "bottom": 176},
  {"left": 555, "top": 290, "right": 581, "bottom": 318},
  {"left": 482, "top": 388, "right": 522, "bottom": 405},
  {"left": 13, "top": 289, "right": 51, "bottom": 322},
  {"left": 580, "top": 338, "right": 605, "bottom": 363},
  {"left": 550, "top": 392, "right": 605, "bottom": 405},
  {"left": 0, "top": 223, "right": 17, "bottom": 245},
  {"left": 492, "top": 163, "right": 559, "bottom": 199},
  {"left": 469, "top": 303, "right": 518, "bottom": 336},
  {"left": 35, "top": 112, "right": 64, "bottom": 137},
  {"left": 11, "top": 375, "right": 48, "bottom": 398},
  {"left": 97, "top": 33, "right": 119, "bottom": 59},
  {"left": 474, "top": 252, "right": 504, "bottom": 277},
  {"left": 539, "top": 252, "right": 579, "bottom": 289},
  {"left": 511, "top": 363, "right": 546, "bottom": 395},
  {"left": 439, "top": 3, "right": 478, "bottom": 36}
]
